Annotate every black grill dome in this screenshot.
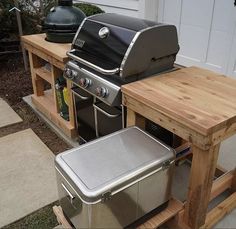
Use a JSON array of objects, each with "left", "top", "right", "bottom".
[{"left": 43, "top": 0, "right": 85, "bottom": 43}]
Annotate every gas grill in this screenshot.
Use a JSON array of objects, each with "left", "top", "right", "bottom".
[{"left": 64, "top": 13, "right": 179, "bottom": 140}]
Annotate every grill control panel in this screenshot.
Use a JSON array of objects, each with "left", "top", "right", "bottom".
[{"left": 63, "top": 61, "right": 121, "bottom": 106}]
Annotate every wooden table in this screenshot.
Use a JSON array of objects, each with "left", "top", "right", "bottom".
[
  {"left": 121, "top": 67, "right": 236, "bottom": 229},
  {"left": 21, "top": 34, "right": 76, "bottom": 138}
]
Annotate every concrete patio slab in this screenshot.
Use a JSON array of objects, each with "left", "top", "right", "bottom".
[
  {"left": 0, "top": 98, "right": 22, "bottom": 128},
  {"left": 0, "top": 129, "right": 58, "bottom": 228}
]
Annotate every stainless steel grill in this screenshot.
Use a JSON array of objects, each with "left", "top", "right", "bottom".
[{"left": 64, "top": 13, "right": 179, "bottom": 139}]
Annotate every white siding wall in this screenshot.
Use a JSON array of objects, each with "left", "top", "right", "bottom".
[
  {"left": 74, "top": 0, "right": 140, "bottom": 17},
  {"left": 73, "top": 0, "right": 158, "bottom": 20}
]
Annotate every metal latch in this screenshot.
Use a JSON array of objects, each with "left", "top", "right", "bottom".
[
  {"left": 101, "top": 191, "right": 112, "bottom": 202},
  {"left": 162, "top": 160, "right": 172, "bottom": 170}
]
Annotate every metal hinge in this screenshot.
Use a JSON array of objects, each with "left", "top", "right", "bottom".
[
  {"left": 162, "top": 160, "right": 172, "bottom": 170},
  {"left": 101, "top": 191, "right": 112, "bottom": 202}
]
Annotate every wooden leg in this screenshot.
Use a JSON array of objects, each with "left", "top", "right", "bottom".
[
  {"left": 183, "top": 144, "right": 220, "bottom": 229},
  {"left": 127, "top": 108, "right": 146, "bottom": 129},
  {"left": 28, "top": 52, "right": 44, "bottom": 96}
]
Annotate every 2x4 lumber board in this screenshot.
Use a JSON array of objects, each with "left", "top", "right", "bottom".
[
  {"left": 34, "top": 67, "right": 52, "bottom": 85},
  {"left": 137, "top": 199, "right": 184, "bottom": 229},
  {"left": 183, "top": 144, "right": 220, "bottom": 229},
  {"left": 215, "top": 165, "right": 228, "bottom": 177},
  {"left": 123, "top": 95, "right": 211, "bottom": 150},
  {"left": 200, "top": 192, "right": 236, "bottom": 229},
  {"left": 28, "top": 52, "right": 44, "bottom": 96},
  {"left": 53, "top": 206, "right": 72, "bottom": 229},
  {"left": 31, "top": 93, "right": 75, "bottom": 138},
  {"left": 126, "top": 108, "right": 146, "bottom": 129},
  {"left": 24, "top": 43, "right": 65, "bottom": 70},
  {"left": 211, "top": 122, "right": 236, "bottom": 147},
  {"left": 22, "top": 34, "right": 69, "bottom": 63},
  {"left": 210, "top": 171, "right": 234, "bottom": 201}
]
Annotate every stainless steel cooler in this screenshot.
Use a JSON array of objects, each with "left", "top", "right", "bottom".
[{"left": 55, "top": 127, "right": 175, "bottom": 228}]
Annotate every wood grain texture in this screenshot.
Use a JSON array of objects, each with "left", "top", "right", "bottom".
[
  {"left": 183, "top": 144, "right": 220, "bottom": 229},
  {"left": 31, "top": 90, "right": 76, "bottom": 138},
  {"left": 200, "top": 192, "right": 236, "bottom": 229},
  {"left": 210, "top": 171, "right": 233, "bottom": 201},
  {"left": 35, "top": 67, "right": 52, "bottom": 84},
  {"left": 123, "top": 94, "right": 211, "bottom": 150},
  {"left": 53, "top": 206, "right": 73, "bottom": 229},
  {"left": 126, "top": 108, "right": 146, "bottom": 129},
  {"left": 137, "top": 199, "right": 184, "bottom": 229},
  {"left": 122, "top": 67, "right": 236, "bottom": 136},
  {"left": 22, "top": 34, "right": 70, "bottom": 63}
]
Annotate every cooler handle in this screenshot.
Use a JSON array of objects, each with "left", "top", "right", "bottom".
[{"left": 61, "top": 183, "right": 75, "bottom": 204}]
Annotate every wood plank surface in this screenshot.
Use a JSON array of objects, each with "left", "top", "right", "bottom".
[
  {"left": 22, "top": 34, "right": 70, "bottom": 63},
  {"left": 35, "top": 67, "right": 52, "bottom": 84},
  {"left": 137, "top": 199, "right": 184, "bottom": 229},
  {"left": 200, "top": 192, "right": 236, "bottom": 229},
  {"left": 123, "top": 94, "right": 211, "bottom": 150},
  {"left": 210, "top": 171, "right": 233, "bottom": 201},
  {"left": 53, "top": 206, "right": 73, "bottom": 229},
  {"left": 183, "top": 144, "right": 220, "bottom": 229},
  {"left": 31, "top": 91, "right": 75, "bottom": 138},
  {"left": 122, "top": 67, "right": 236, "bottom": 136}
]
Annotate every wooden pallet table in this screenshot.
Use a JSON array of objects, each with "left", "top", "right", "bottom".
[
  {"left": 121, "top": 67, "right": 236, "bottom": 229},
  {"left": 21, "top": 34, "right": 76, "bottom": 138}
]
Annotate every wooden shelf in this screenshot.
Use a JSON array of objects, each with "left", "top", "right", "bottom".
[
  {"left": 34, "top": 66, "right": 52, "bottom": 84},
  {"left": 31, "top": 90, "right": 76, "bottom": 138},
  {"left": 137, "top": 198, "right": 184, "bottom": 229}
]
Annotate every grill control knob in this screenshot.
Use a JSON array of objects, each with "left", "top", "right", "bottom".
[
  {"left": 96, "top": 87, "right": 109, "bottom": 98},
  {"left": 71, "top": 70, "right": 78, "bottom": 79},
  {"left": 65, "top": 68, "right": 72, "bottom": 78},
  {"left": 79, "top": 78, "right": 91, "bottom": 88}
]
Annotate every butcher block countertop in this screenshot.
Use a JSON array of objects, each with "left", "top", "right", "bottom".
[
  {"left": 21, "top": 33, "right": 71, "bottom": 63},
  {"left": 122, "top": 66, "right": 236, "bottom": 229},
  {"left": 122, "top": 66, "right": 236, "bottom": 136}
]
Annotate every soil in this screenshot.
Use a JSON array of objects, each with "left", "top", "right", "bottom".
[{"left": 0, "top": 54, "right": 72, "bottom": 154}]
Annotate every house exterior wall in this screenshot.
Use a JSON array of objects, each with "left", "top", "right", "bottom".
[{"left": 74, "top": 0, "right": 158, "bottom": 20}]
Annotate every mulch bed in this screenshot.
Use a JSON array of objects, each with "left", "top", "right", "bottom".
[{"left": 0, "top": 54, "right": 72, "bottom": 228}]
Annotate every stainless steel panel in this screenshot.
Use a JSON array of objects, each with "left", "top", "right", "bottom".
[
  {"left": 64, "top": 61, "right": 121, "bottom": 106},
  {"left": 55, "top": 127, "right": 174, "bottom": 203},
  {"left": 55, "top": 127, "right": 175, "bottom": 228},
  {"left": 56, "top": 160, "right": 174, "bottom": 228},
  {"left": 137, "top": 165, "right": 174, "bottom": 217}
]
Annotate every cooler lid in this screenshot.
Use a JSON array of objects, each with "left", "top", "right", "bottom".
[{"left": 55, "top": 127, "right": 175, "bottom": 203}]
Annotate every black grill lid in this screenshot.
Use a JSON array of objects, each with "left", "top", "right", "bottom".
[
  {"left": 89, "top": 13, "right": 158, "bottom": 32},
  {"left": 71, "top": 13, "right": 179, "bottom": 78}
]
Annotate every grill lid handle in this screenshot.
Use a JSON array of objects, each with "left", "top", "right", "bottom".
[{"left": 67, "top": 50, "right": 120, "bottom": 75}]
